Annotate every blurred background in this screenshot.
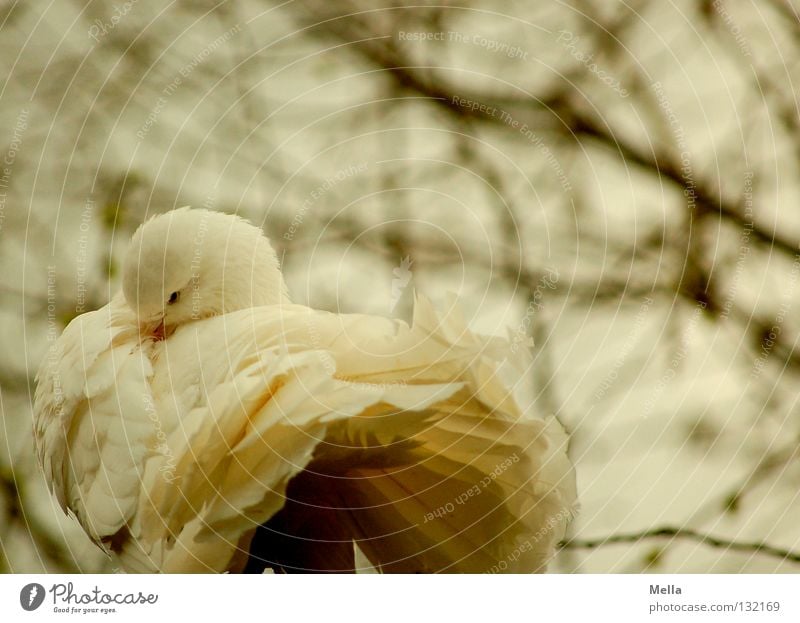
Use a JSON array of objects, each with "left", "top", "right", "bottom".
[{"left": 1, "top": 0, "right": 800, "bottom": 573}]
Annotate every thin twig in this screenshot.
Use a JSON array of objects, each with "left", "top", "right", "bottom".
[{"left": 560, "top": 527, "right": 800, "bottom": 564}]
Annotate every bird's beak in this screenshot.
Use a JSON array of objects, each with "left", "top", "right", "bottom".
[
  {"left": 140, "top": 317, "right": 167, "bottom": 341},
  {"left": 152, "top": 319, "right": 166, "bottom": 341}
]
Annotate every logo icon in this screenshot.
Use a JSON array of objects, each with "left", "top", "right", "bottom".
[
  {"left": 389, "top": 255, "right": 413, "bottom": 312},
  {"left": 20, "top": 583, "right": 45, "bottom": 611}
]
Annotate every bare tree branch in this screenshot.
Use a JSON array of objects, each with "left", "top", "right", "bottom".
[{"left": 560, "top": 527, "right": 800, "bottom": 564}]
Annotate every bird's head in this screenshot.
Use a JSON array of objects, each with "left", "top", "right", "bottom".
[{"left": 121, "top": 207, "right": 289, "bottom": 340}]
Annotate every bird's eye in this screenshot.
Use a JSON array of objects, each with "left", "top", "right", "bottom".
[{"left": 168, "top": 291, "right": 180, "bottom": 305}]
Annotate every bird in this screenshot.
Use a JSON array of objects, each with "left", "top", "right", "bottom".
[{"left": 34, "top": 207, "right": 576, "bottom": 573}]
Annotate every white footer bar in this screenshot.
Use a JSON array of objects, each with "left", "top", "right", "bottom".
[{"left": 2, "top": 574, "right": 797, "bottom": 622}]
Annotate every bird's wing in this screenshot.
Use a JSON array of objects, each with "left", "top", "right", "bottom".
[
  {"left": 121, "top": 295, "right": 574, "bottom": 573},
  {"left": 121, "top": 304, "right": 463, "bottom": 572},
  {"left": 304, "top": 294, "right": 576, "bottom": 573},
  {"left": 33, "top": 295, "right": 156, "bottom": 543}
]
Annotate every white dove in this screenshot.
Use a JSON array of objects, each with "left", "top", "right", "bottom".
[{"left": 34, "top": 207, "right": 576, "bottom": 573}]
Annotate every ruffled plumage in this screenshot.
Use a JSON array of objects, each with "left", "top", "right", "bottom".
[
  {"left": 34, "top": 208, "right": 576, "bottom": 573},
  {"left": 35, "top": 291, "right": 576, "bottom": 573}
]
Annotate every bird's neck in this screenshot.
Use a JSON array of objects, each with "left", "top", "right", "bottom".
[{"left": 227, "top": 236, "right": 290, "bottom": 309}]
